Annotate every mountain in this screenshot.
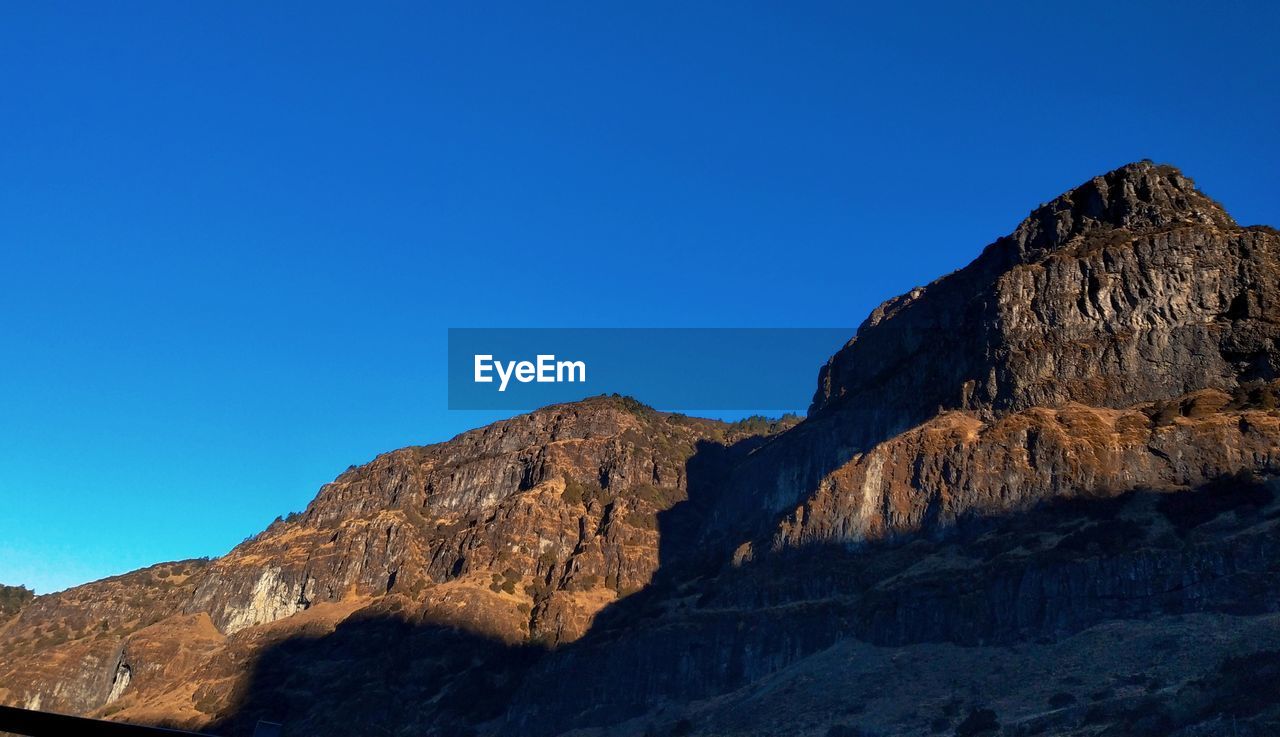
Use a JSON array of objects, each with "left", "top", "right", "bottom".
[
  {"left": 0, "top": 399, "right": 796, "bottom": 732},
  {"left": 504, "top": 161, "right": 1280, "bottom": 736},
  {"left": 2, "top": 161, "right": 1278, "bottom": 737}
]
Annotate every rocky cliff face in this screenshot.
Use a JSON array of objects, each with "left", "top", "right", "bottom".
[
  {"left": 503, "top": 162, "right": 1280, "bottom": 736},
  {"left": 0, "top": 399, "right": 793, "bottom": 731},
  {"left": 1, "top": 162, "right": 1278, "bottom": 737},
  {"left": 697, "top": 161, "right": 1280, "bottom": 554},
  {"left": 187, "top": 398, "right": 746, "bottom": 642},
  {"left": 813, "top": 162, "right": 1275, "bottom": 424}
]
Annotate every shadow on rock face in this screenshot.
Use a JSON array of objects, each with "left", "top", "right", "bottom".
[
  {"left": 206, "top": 613, "right": 543, "bottom": 737},
  {"left": 209, "top": 470, "right": 1280, "bottom": 737}
]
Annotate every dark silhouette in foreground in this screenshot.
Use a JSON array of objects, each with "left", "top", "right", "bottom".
[{"left": 0, "top": 704, "right": 219, "bottom": 737}]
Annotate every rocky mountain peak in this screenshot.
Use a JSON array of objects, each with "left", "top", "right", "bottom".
[
  {"left": 1002, "top": 160, "right": 1236, "bottom": 263},
  {"left": 809, "top": 162, "right": 1274, "bottom": 435}
]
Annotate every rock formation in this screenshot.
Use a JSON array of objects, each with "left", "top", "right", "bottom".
[
  {"left": 2, "top": 162, "right": 1278, "bottom": 737},
  {"left": 0, "top": 400, "right": 793, "bottom": 733}
]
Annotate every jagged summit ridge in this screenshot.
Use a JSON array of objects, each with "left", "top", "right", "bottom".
[
  {"left": 1004, "top": 160, "right": 1236, "bottom": 262},
  {"left": 856, "top": 162, "right": 1236, "bottom": 334},
  {"left": 810, "top": 161, "right": 1278, "bottom": 438}
]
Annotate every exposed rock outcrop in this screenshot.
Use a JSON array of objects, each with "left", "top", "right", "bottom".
[
  {"left": 694, "top": 161, "right": 1280, "bottom": 555},
  {"left": 813, "top": 161, "right": 1276, "bottom": 433},
  {"left": 0, "top": 399, "right": 791, "bottom": 730},
  {"left": 501, "top": 162, "right": 1280, "bottom": 735}
]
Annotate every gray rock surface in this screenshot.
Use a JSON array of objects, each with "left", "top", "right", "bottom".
[{"left": 812, "top": 161, "right": 1277, "bottom": 431}]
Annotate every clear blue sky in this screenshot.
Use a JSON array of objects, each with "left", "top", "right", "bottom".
[{"left": 2, "top": 2, "right": 1277, "bottom": 593}]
